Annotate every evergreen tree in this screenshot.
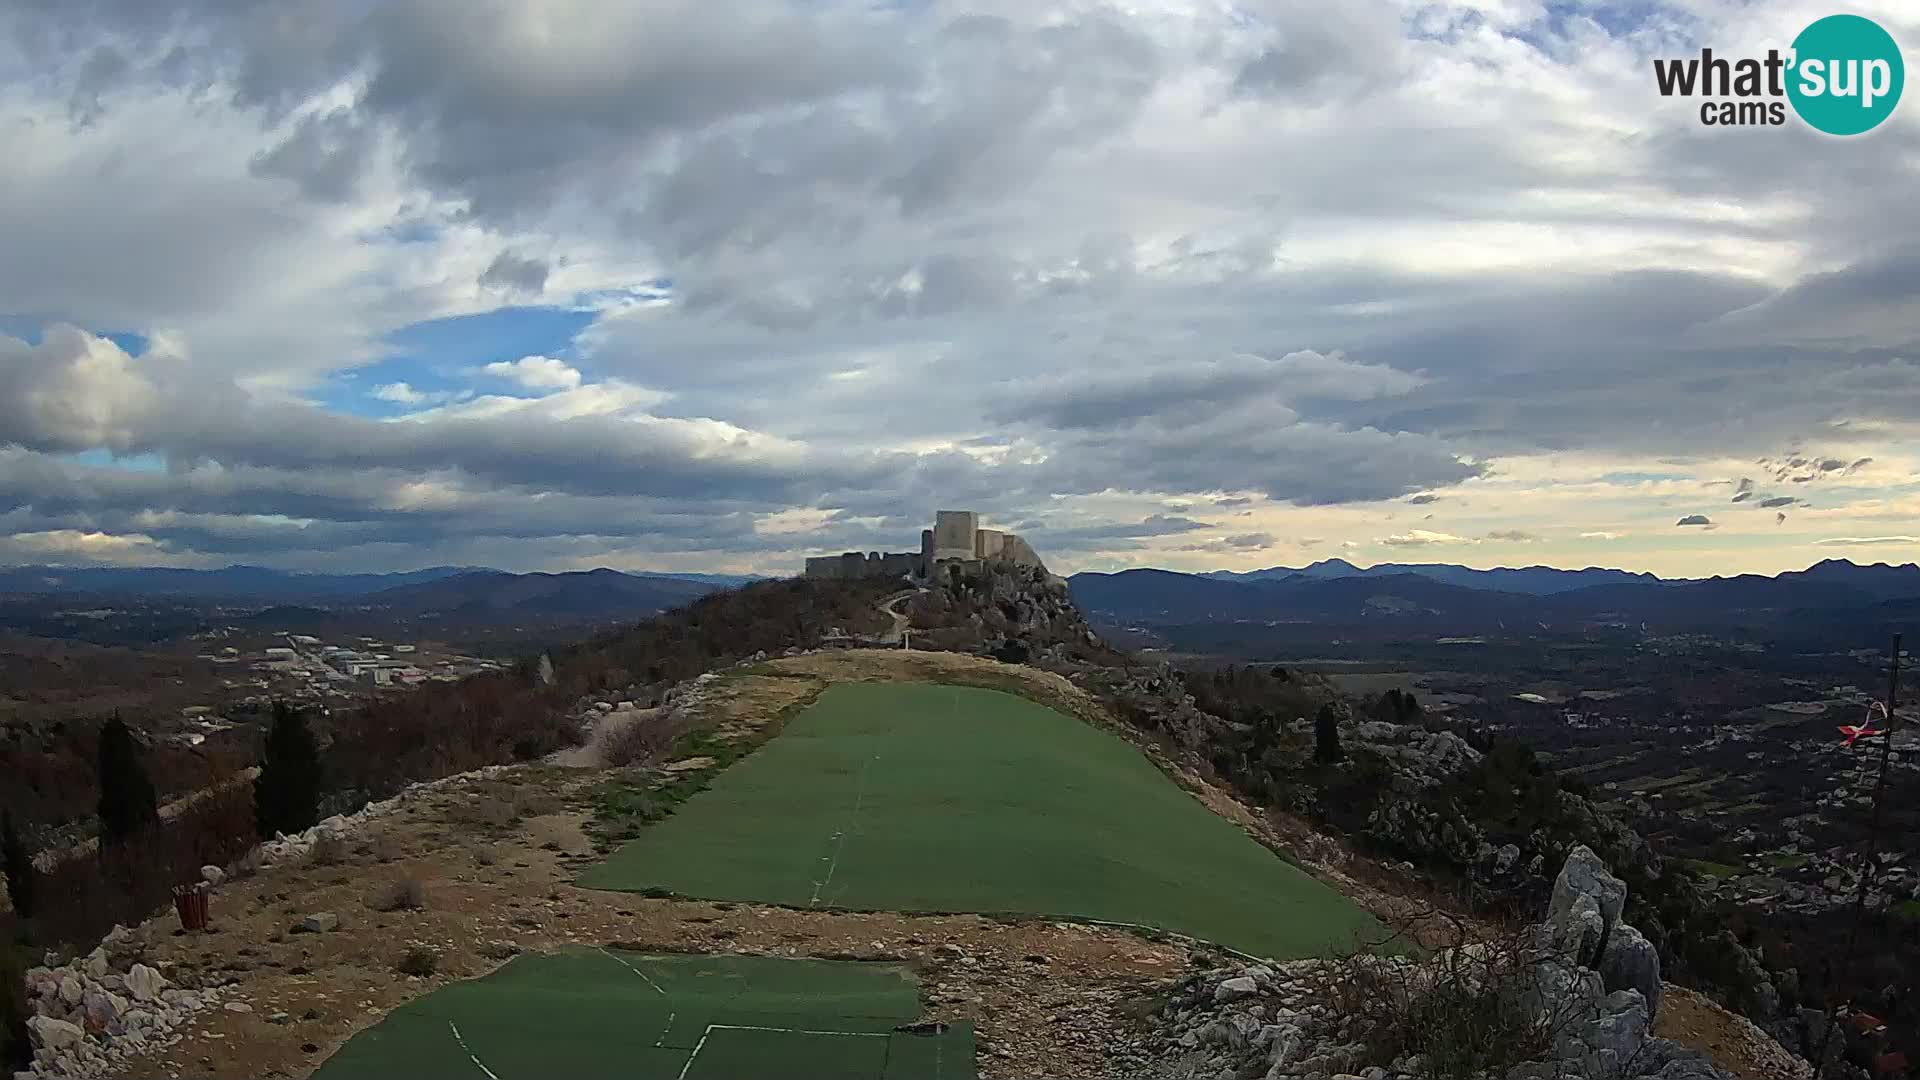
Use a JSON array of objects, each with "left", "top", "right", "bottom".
[
  {"left": 1, "top": 942, "right": 29, "bottom": 1070},
  {"left": 255, "top": 702, "right": 324, "bottom": 839},
  {"left": 1313, "top": 702, "right": 1345, "bottom": 764},
  {"left": 96, "top": 716, "right": 159, "bottom": 843},
  {"left": 0, "top": 812, "right": 31, "bottom": 920}
]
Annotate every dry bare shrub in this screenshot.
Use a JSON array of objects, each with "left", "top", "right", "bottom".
[
  {"left": 602, "top": 713, "right": 687, "bottom": 768},
  {"left": 31, "top": 784, "right": 256, "bottom": 951},
  {"left": 1301, "top": 907, "right": 1593, "bottom": 1080},
  {"left": 367, "top": 877, "right": 426, "bottom": 913},
  {"left": 363, "top": 832, "right": 404, "bottom": 864},
  {"left": 467, "top": 797, "right": 517, "bottom": 829},
  {"left": 229, "top": 845, "right": 267, "bottom": 881}
]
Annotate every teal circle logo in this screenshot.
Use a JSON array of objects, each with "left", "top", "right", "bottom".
[{"left": 1787, "top": 14, "right": 1904, "bottom": 135}]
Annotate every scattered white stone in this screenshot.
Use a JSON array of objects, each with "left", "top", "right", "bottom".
[
  {"left": 224, "top": 1002, "right": 253, "bottom": 1014},
  {"left": 1214, "top": 976, "right": 1259, "bottom": 1003},
  {"left": 199, "top": 864, "right": 225, "bottom": 887},
  {"left": 125, "top": 965, "right": 165, "bottom": 1003},
  {"left": 26, "top": 1017, "right": 84, "bottom": 1051},
  {"left": 302, "top": 912, "right": 340, "bottom": 933}
]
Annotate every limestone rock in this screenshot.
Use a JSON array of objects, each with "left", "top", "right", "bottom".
[
  {"left": 1549, "top": 891, "right": 1607, "bottom": 966},
  {"left": 26, "top": 1016, "right": 85, "bottom": 1051},
  {"left": 1494, "top": 843, "right": 1521, "bottom": 875},
  {"left": 200, "top": 864, "right": 226, "bottom": 887},
  {"left": 125, "top": 964, "right": 165, "bottom": 1002},
  {"left": 79, "top": 989, "right": 115, "bottom": 1032},
  {"left": 301, "top": 912, "right": 340, "bottom": 933},
  {"left": 1550, "top": 845, "right": 1625, "bottom": 934},
  {"left": 1214, "top": 976, "right": 1259, "bottom": 1003},
  {"left": 58, "top": 975, "right": 82, "bottom": 1006},
  {"left": 1587, "top": 988, "right": 1649, "bottom": 1057},
  {"left": 1598, "top": 922, "right": 1662, "bottom": 1018}
]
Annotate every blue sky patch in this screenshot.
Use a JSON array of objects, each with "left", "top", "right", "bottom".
[
  {"left": 316, "top": 305, "right": 601, "bottom": 416},
  {"left": 0, "top": 318, "right": 148, "bottom": 358}
]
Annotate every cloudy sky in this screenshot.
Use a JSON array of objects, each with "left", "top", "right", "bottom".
[{"left": 2, "top": 0, "right": 1917, "bottom": 578}]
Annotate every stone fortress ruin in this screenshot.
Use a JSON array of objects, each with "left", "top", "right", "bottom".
[{"left": 804, "top": 510, "right": 1047, "bottom": 581}]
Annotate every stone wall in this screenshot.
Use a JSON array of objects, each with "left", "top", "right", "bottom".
[{"left": 803, "top": 550, "right": 925, "bottom": 581}]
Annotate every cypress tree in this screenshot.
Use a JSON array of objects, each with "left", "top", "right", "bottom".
[
  {"left": 255, "top": 702, "right": 324, "bottom": 839},
  {"left": 96, "top": 716, "right": 159, "bottom": 844},
  {"left": 1, "top": 942, "right": 29, "bottom": 1070},
  {"left": 0, "top": 812, "right": 31, "bottom": 920},
  {"left": 1313, "top": 702, "right": 1345, "bottom": 764}
]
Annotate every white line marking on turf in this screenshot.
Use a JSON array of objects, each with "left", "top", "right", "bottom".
[
  {"left": 597, "top": 947, "right": 677, "bottom": 1045},
  {"left": 598, "top": 947, "right": 668, "bottom": 995},
  {"left": 448, "top": 1021, "right": 502, "bottom": 1080},
  {"left": 675, "top": 1030, "right": 712, "bottom": 1080},
  {"left": 675, "top": 1023, "right": 892, "bottom": 1080},
  {"left": 709, "top": 1024, "right": 890, "bottom": 1037},
  {"left": 809, "top": 750, "right": 876, "bottom": 907}
]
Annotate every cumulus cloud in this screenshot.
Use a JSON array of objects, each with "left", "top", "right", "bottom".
[
  {"left": 1178, "top": 532, "right": 1275, "bottom": 554},
  {"left": 369, "top": 382, "right": 465, "bottom": 406},
  {"left": 1484, "top": 529, "right": 1537, "bottom": 542},
  {"left": 482, "top": 356, "right": 584, "bottom": 392},
  {"left": 1381, "top": 529, "right": 1471, "bottom": 547},
  {"left": 1814, "top": 536, "right": 1920, "bottom": 546},
  {"left": 1675, "top": 515, "right": 1713, "bottom": 527},
  {"left": 1757, "top": 453, "right": 1877, "bottom": 485},
  {"left": 5, "top": 0, "right": 1920, "bottom": 573}
]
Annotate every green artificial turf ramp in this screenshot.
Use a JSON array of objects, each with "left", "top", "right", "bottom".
[
  {"left": 580, "top": 681, "right": 1381, "bottom": 959},
  {"left": 310, "top": 948, "right": 971, "bottom": 1080}
]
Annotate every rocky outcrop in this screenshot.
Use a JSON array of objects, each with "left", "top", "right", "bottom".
[
  {"left": 20, "top": 924, "right": 228, "bottom": 1079},
  {"left": 1132, "top": 847, "right": 1769, "bottom": 1080}
]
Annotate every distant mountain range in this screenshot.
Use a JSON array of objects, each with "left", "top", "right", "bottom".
[
  {"left": 1202, "top": 558, "right": 1663, "bottom": 595},
  {"left": 1073, "top": 558, "right": 1920, "bottom": 646},
  {"left": 0, "top": 564, "right": 763, "bottom": 603},
  {"left": 361, "top": 569, "right": 723, "bottom": 620}
]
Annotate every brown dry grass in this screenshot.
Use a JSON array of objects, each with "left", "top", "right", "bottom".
[
  {"left": 105, "top": 761, "right": 1186, "bottom": 1080},
  {"left": 96, "top": 649, "right": 1781, "bottom": 1080}
]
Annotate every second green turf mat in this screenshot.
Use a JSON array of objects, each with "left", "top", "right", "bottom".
[
  {"left": 579, "top": 682, "right": 1382, "bottom": 959},
  {"left": 311, "top": 949, "right": 972, "bottom": 1080}
]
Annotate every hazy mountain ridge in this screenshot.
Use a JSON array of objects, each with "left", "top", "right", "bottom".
[
  {"left": 1206, "top": 557, "right": 1671, "bottom": 594},
  {"left": 362, "top": 568, "right": 723, "bottom": 618},
  {"left": 1076, "top": 557, "right": 1920, "bottom": 639},
  {"left": 0, "top": 564, "right": 762, "bottom": 602}
]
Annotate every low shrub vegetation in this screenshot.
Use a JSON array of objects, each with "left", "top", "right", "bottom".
[
  {"left": 396, "top": 945, "right": 439, "bottom": 977},
  {"left": 367, "top": 878, "right": 427, "bottom": 913},
  {"left": 1304, "top": 911, "right": 1584, "bottom": 1080}
]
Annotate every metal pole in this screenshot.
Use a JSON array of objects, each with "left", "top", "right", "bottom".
[{"left": 1818, "top": 634, "right": 1902, "bottom": 1068}]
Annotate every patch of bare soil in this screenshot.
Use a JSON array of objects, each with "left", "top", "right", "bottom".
[
  {"left": 109, "top": 761, "right": 1186, "bottom": 1080},
  {"left": 1657, "top": 985, "right": 1811, "bottom": 1080},
  {"left": 105, "top": 649, "right": 1792, "bottom": 1079}
]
